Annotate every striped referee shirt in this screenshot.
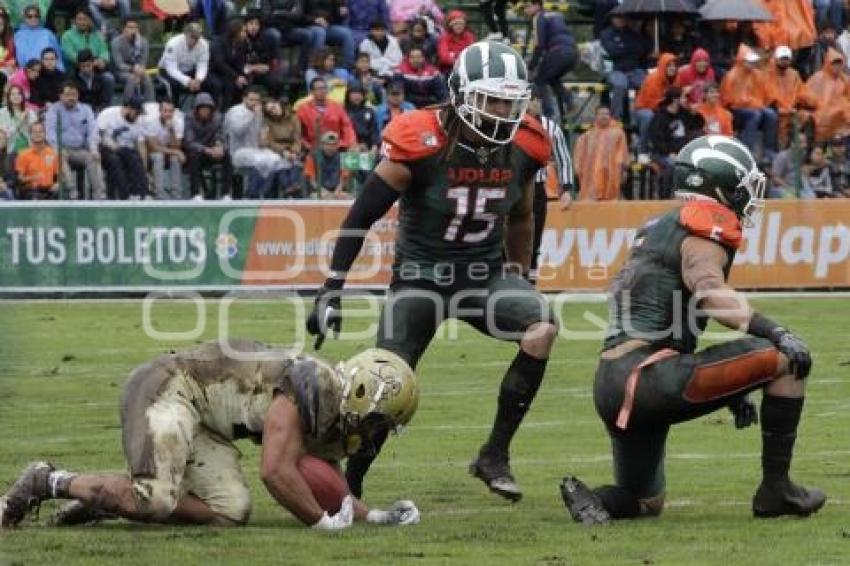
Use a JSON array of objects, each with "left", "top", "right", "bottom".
[{"left": 534, "top": 114, "right": 574, "bottom": 191}]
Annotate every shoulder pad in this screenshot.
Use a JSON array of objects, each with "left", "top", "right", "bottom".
[
  {"left": 679, "top": 201, "right": 743, "bottom": 250},
  {"left": 380, "top": 110, "right": 446, "bottom": 162},
  {"left": 515, "top": 115, "right": 551, "bottom": 165}
]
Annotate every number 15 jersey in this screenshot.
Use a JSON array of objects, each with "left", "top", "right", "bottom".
[{"left": 380, "top": 109, "right": 551, "bottom": 282}]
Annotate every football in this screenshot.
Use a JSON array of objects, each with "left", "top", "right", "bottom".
[{"left": 297, "top": 454, "right": 350, "bottom": 514}]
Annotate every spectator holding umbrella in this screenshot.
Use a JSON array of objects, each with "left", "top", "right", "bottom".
[{"left": 753, "top": 0, "right": 816, "bottom": 55}]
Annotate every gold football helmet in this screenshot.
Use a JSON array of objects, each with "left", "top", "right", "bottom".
[{"left": 337, "top": 348, "right": 419, "bottom": 455}]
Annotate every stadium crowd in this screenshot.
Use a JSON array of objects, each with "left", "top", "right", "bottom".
[{"left": 0, "top": 0, "right": 848, "bottom": 201}]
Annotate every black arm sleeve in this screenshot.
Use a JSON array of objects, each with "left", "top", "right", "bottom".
[
  {"left": 747, "top": 312, "right": 783, "bottom": 342},
  {"left": 325, "top": 173, "right": 400, "bottom": 288}
]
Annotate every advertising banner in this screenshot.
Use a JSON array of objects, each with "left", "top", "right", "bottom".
[{"left": 1, "top": 200, "right": 847, "bottom": 292}]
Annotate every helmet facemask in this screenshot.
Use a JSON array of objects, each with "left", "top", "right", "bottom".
[
  {"left": 452, "top": 76, "right": 531, "bottom": 144},
  {"left": 336, "top": 348, "right": 419, "bottom": 456},
  {"left": 737, "top": 167, "right": 766, "bottom": 228}
]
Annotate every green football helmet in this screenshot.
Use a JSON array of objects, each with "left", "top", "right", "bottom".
[
  {"left": 337, "top": 348, "right": 419, "bottom": 454},
  {"left": 448, "top": 40, "right": 531, "bottom": 144},
  {"left": 673, "top": 135, "right": 766, "bottom": 227}
]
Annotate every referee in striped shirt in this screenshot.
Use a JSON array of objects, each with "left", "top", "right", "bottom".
[{"left": 529, "top": 94, "right": 574, "bottom": 283}]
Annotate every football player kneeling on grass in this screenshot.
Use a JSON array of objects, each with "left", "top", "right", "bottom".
[
  {"left": 0, "top": 341, "right": 420, "bottom": 530},
  {"left": 561, "top": 135, "right": 825, "bottom": 525}
]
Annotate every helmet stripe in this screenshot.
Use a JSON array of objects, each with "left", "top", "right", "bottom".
[
  {"left": 691, "top": 148, "right": 748, "bottom": 175},
  {"left": 502, "top": 53, "right": 518, "bottom": 81},
  {"left": 480, "top": 41, "right": 490, "bottom": 79}
]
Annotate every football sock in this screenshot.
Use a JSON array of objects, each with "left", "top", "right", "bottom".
[
  {"left": 345, "top": 427, "right": 389, "bottom": 499},
  {"left": 760, "top": 395, "right": 804, "bottom": 484},
  {"left": 48, "top": 470, "right": 76, "bottom": 498},
  {"left": 593, "top": 485, "right": 642, "bottom": 519},
  {"left": 484, "top": 350, "right": 547, "bottom": 457}
]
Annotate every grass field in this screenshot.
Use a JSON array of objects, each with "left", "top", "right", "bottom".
[{"left": 0, "top": 296, "right": 848, "bottom": 566}]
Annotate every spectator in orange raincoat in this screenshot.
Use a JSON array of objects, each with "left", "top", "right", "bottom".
[
  {"left": 754, "top": 0, "right": 816, "bottom": 51},
  {"left": 805, "top": 47, "right": 850, "bottom": 142},
  {"left": 720, "top": 44, "right": 778, "bottom": 158},
  {"left": 633, "top": 52, "right": 677, "bottom": 154},
  {"left": 573, "top": 105, "right": 629, "bottom": 201},
  {"left": 767, "top": 45, "right": 817, "bottom": 147},
  {"left": 696, "top": 83, "right": 733, "bottom": 136}
]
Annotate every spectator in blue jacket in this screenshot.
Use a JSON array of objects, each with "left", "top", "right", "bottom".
[
  {"left": 396, "top": 47, "right": 446, "bottom": 108},
  {"left": 14, "top": 5, "right": 64, "bottom": 72},
  {"left": 525, "top": 0, "right": 577, "bottom": 120},
  {"left": 374, "top": 81, "right": 415, "bottom": 133},
  {"left": 599, "top": 14, "right": 652, "bottom": 119},
  {"left": 348, "top": 0, "right": 391, "bottom": 47}
]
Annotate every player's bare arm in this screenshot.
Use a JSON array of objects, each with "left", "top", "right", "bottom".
[
  {"left": 261, "top": 395, "right": 334, "bottom": 526},
  {"left": 504, "top": 177, "right": 535, "bottom": 274},
  {"left": 681, "top": 235, "right": 811, "bottom": 380},
  {"left": 681, "top": 235, "right": 753, "bottom": 331}
]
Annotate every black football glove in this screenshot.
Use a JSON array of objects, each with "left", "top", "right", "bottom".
[
  {"left": 728, "top": 395, "right": 758, "bottom": 429},
  {"left": 306, "top": 283, "right": 343, "bottom": 350},
  {"left": 771, "top": 329, "right": 812, "bottom": 380}
]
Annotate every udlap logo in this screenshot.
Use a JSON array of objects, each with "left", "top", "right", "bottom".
[{"left": 216, "top": 233, "right": 238, "bottom": 259}]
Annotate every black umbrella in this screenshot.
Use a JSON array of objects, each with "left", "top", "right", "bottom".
[
  {"left": 611, "top": 0, "right": 699, "bottom": 51},
  {"left": 698, "top": 0, "right": 774, "bottom": 22},
  {"left": 611, "top": 0, "right": 698, "bottom": 16}
]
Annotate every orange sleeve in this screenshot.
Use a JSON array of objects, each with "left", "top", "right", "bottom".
[
  {"left": 303, "top": 154, "right": 315, "bottom": 180},
  {"left": 380, "top": 110, "right": 445, "bottom": 162},
  {"left": 719, "top": 73, "right": 735, "bottom": 107},
  {"left": 679, "top": 200, "right": 743, "bottom": 250},
  {"left": 515, "top": 114, "right": 551, "bottom": 166}
]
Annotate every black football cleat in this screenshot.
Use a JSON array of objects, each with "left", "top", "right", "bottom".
[
  {"left": 469, "top": 451, "right": 523, "bottom": 502},
  {"left": 49, "top": 500, "right": 117, "bottom": 526},
  {"left": 0, "top": 461, "right": 54, "bottom": 529},
  {"left": 752, "top": 479, "right": 826, "bottom": 518},
  {"left": 560, "top": 476, "right": 611, "bottom": 526}
]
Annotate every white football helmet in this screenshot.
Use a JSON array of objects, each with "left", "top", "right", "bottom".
[{"left": 448, "top": 40, "right": 532, "bottom": 144}]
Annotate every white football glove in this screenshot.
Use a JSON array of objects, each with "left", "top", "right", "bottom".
[
  {"left": 311, "top": 495, "right": 354, "bottom": 531},
  {"left": 366, "top": 500, "right": 420, "bottom": 526}
]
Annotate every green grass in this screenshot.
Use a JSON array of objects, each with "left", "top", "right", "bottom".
[{"left": 1, "top": 297, "right": 849, "bottom": 565}]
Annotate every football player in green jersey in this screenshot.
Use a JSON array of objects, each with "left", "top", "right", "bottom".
[
  {"left": 307, "top": 41, "right": 558, "bottom": 502},
  {"left": 560, "top": 135, "right": 825, "bottom": 524}
]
